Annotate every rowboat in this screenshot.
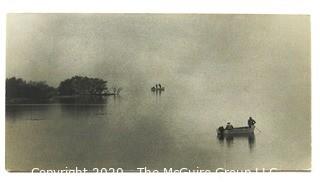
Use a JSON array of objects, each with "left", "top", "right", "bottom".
[
  {"left": 151, "top": 87, "right": 165, "bottom": 91},
  {"left": 217, "top": 125, "right": 255, "bottom": 136}
]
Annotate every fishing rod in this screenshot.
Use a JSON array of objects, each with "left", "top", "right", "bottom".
[{"left": 255, "top": 127, "right": 262, "bottom": 133}]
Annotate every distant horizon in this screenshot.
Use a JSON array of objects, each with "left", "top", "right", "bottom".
[{"left": 6, "top": 75, "right": 111, "bottom": 88}]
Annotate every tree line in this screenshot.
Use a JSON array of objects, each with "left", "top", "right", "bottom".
[
  {"left": 6, "top": 76, "right": 119, "bottom": 101},
  {"left": 58, "top": 76, "right": 107, "bottom": 95},
  {"left": 6, "top": 77, "right": 56, "bottom": 100}
]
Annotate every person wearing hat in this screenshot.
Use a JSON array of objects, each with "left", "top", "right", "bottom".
[{"left": 226, "top": 122, "right": 233, "bottom": 130}]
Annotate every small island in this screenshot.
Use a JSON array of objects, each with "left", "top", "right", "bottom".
[{"left": 6, "top": 75, "right": 122, "bottom": 104}]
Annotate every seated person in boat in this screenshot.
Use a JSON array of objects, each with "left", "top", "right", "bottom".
[
  {"left": 247, "top": 117, "right": 256, "bottom": 128},
  {"left": 225, "top": 122, "right": 234, "bottom": 130}
]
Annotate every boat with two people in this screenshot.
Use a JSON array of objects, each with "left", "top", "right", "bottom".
[
  {"left": 151, "top": 84, "right": 165, "bottom": 92},
  {"left": 217, "top": 117, "right": 256, "bottom": 137}
]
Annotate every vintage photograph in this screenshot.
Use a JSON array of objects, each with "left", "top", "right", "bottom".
[{"left": 5, "top": 14, "right": 311, "bottom": 172}]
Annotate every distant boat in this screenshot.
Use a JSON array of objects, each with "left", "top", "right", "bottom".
[
  {"left": 217, "top": 125, "right": 255, "bottom": 136},
  {"left": 151, "top": 87, "right": 165, "bottom": 92}
]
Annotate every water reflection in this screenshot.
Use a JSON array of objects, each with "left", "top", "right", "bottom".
[
  {"left": 218, "top": 133, "right": 255, "bottom": 150},
  {"left": 248, "top": 134, "right": 255, "bottom": 151},
  {"left": 57, "top": 95, "right": 108, "bottom": 105},
  {"left": 152, "top": 90, "right": 164, "bottom": 96},
  {"left": 6, "top": 105, "right": 52, "bottom": 122},
  {"left": 152, "top": 90, "right": 163, "bottom": 104},
  {"left": 112, "top": 95, "right": 122, "bottom": 104}
]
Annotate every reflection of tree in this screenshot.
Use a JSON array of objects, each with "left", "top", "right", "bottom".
[
  {"left": 59, "top": 101, "right": 107, "bottom": 118},
  {"left": 58, "top": 95, "right": 108, "bottom": 105}
]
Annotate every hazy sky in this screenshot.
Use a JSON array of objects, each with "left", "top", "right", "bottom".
[{"left": 6, "top": 14, "right": 310, "bottom": 94}]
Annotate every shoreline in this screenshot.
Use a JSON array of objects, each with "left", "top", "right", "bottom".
[{"left": 6, "top": 94, "right": 118, "bottom": 105}]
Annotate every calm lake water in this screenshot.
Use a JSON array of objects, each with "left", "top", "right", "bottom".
[{"left": 5, "top": 86, "right": 311, "bottom": 171}]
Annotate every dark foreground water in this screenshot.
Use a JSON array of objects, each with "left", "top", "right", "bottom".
[{"left": 6, "top": 88, "right": 311, "bottom": 171}]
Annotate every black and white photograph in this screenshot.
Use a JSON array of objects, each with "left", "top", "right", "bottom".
[{"left": 5, "top": 13, "right": 311, "bottom": 172}]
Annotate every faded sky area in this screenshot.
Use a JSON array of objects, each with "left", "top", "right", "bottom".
[{"left": 6, "top": 14, "right": 310, "bottom": 95}]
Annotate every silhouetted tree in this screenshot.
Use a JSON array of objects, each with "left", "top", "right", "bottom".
[
  {"left": 57, "top": 76, "right": 108, "bottom": 96},
  {"left": 6, "top": 77, "right": 57, "bottom": 99}
]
